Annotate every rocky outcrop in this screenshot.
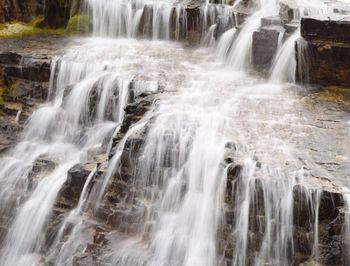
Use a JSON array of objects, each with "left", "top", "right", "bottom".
[
  {"left": 220, "top": 143, "right": 349, "bottom": 265},
  {"left": 0, "top": 0, "right": 77, "bottom": 28},
  {"left": 252, "top": 19, "right": 282, "bottom": 71},
  {"left": 0, "top": 37, "right": 67, "bottom": 153},
  {"left": 301, "top": 18, "right": 350, "bottom": 43},
  {"left": 0, "top": 0, "right": 44, "bottom": 23},
  {"left": 296, "top": 17, "right": 350, "bottom": 88},
  {"left": 43, "top": 0, "right": 76, "bottom": 28}
]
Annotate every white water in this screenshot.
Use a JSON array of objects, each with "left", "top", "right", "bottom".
[
  {"left": 0, "top": 39, "right": 143, "bottom": 265},
  {"left": 270, "top": 30, "right": 300, "bottom": 83},
  {"left": 225, "top": 0, "right": 279, "bottom": 69},
  {"left": 0, "top": 0, "right": 349, "bottom": 265}
]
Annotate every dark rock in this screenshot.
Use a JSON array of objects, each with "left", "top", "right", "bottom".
[
  {"left": 56, "top": 163, "right": 97, "bottom": 209},
  {"left": 235, "top": 12, "right": 249, "bottom": 26},
  {"left": 0, "top": 52, "right": 22, "bottom": 65},
  {"left": 252, "top": 26, "right": 281, "bottom": 71},
  {"left": 0, "top": 0, "right": 44, "bottom": 23},
  {"left": 214, "top": 12, "right": 235, "bottom": 39},
  {"left": 284, "top": 21, "right": 299, "bottom": 34},
  {"left": 186, "top": 4, "right": 201, "bottom": 44},
  {"left": 301, "top": 17, "right": 350, "bottom": 43},
  {"left": 295, "top": 38, "right": 350, "bottom": 87},
  {"left": 3, "top": 59, "right": 51, "bottom": 83},
  {"left": 261, "top": 16, "right": 282, "bottom": 27},
  {"left": 138, "top": 4, "right": 154, "bottom": 38},
  {"left": 43, "top": 0, "right": 73, "bottom": 28}
]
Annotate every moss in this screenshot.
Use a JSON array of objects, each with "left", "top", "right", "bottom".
[
  {"left": 65, "top": 15, "right": 91, "bottom": 35},
  {"left": 0, "top": 69, "right": 16, "bottom": 104},
  {"left": 0, "top": 17, "right": 66, "bottom": 39},
  {"left": 28, "top": 16, "right": 45, "bottom": 28}
]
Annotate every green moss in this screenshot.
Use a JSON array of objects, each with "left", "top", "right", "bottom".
[
  {"left": 0, "top": 86, "right": 6, "bottom": 105},
  {"left": 65, "top": 15, "right": 91, "bottom": 35},
  {"left": 0, "top": 16, "right": 65, "bottom": 39},
  {"left": 28, "top": 16, "right": 45, "bottom": 28}
]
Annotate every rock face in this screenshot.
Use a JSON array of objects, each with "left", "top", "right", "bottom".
[
  {"left": 0, "top": 0, "right": 75, "bottom": 28},
  {"left": 220, "top": 144, "right": 349, "bottom": 266},
  {"left": 252, "top": 26, "right": 281, "bottom": 71},
  {"left": 43, "top": 0, "right": 75, "bottom": 28},
  {"left": 0, "top": 0, "right": 44, "bottom": 23},
  {"left": 0, "top": 37, "right": 68, "bottom": 153},
  {"left": 301, "top": 18, "right": 350, "bottom": 43},
  {"left": 296, "top": 17, "right": 350, "bottom": 88}
]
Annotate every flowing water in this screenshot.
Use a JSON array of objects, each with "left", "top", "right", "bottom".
[{"left": 0, "top": 0, "right": 349, "bottom": 266}]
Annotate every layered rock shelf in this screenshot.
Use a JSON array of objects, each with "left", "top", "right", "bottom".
[
  {"left": 0, "top": 0, "right": 349, "bottom": 265},
  {"left": 296, "top": 17, "right": 350, "bottom": 88}
]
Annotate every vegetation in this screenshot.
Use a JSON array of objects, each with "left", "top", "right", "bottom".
[
  {"left": 0, "top": 17, "right": 65, "bottom": 39},
  {"left": 65, "top": 15, "right": 91, "bottom": 35}
]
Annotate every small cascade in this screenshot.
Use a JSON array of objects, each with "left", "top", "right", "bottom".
[
  {"left": 0, "top": 0, "right": 349, "bottom": 265},
  {"left": 201, "top": 24, "right": 217, "bottom": 47},
  {"left": 216, "top": 28, "right": 237, "bottom": 59},
  {"left": 270, "top": 30, "right": 300, "bottom": 83},
  {"left": 343, "top": 194, "right": 350, "bottom": 264},
  {"left": 0, "top": 40, "right": 144, "bottom": 265},
  {"left": 295, "top": 37, "right": 310, "bottom": 84},
  {"left": 225, "top": 0, "right": 280, "bottom": 70},
  {"left": 85, "top": 0, "right": 236, "bottom": 41}
]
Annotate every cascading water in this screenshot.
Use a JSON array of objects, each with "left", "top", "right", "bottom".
[
  {"left": 270, "top": 30, "right": 300, "bottom": 83},
  {"left": 225, "top": 0, "right": 279, "bottom": 69},
  {"left": 0, "top": 0, "right": 349, "bottom": 265}
]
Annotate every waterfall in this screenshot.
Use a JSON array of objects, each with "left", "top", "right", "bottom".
[
  {"left": 270, "top": 30, "right": 300, "bottom": 83},
  {"left": 295, "top": 37, "right": 310, "bottom": 84},
  {"left": 0, "top": 40, "right": 140, "bottom": 265},
  {"left": 0, "top": 0, "right": 349, "bottom": 265},
  {"left": 225, "top": 0, "right": 280, "bottom": 69}
]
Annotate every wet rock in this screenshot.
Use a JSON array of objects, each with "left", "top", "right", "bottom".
[
  {"left": 279, "top": 2, "right": 295, "bottom": 24},
  {"left": 284, "top": 21, "right": 299, "bottom": 34},
  {"left": 3, "top": 58, "right": 50, "bottom": 83},
  {"left": 319, "top": 189, "right": 344, "bottom": 222},
  {"left": 56, "top": 163, "right": 97, "bottom": 209},
  {"left": 186, "top": 4, "right": 201, "bottom": 44},
  {"left": 0, "top": 104, "right": 25, "bottom": 153},
  {"left": 43, "top": 0, "right": 74, "bottom": 28},
  {"left": 119, "top": 131, "right": 146, "bottom": 182},
  {"left": 301, "top": 17, "right": 350, "bottom": 43},
  {"left": 295, "top": 38, "right": 350, "bottom": 87},
  {"left": 296, "top": 17, "right": 350, "bottom": 88},
  {"left": 29, "top": 156, "right": 57, "bottom": 180},
  {"left": 0, "top": 52, "right": 22, "bottom": 65},
  {"left": 138, "top": 4, "right": 154, "bottom": 38},
  {"left": 252, "top": 26, "right": 281, "bottom": 71},
  {"left": 261, "top": 16, "right": 282, "bottom": 27},
  {"left": 0, "top": 0, "right": 44, "bottom": 23},
  {"left": 214, "top": 13, "right": 235, "bottom": 39},
  {"left": 235, "top": 12, "right": 249, "bottom": 25}
]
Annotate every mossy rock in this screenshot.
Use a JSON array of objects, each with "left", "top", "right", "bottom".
[
  {"left": 0, "top": 17, "right": 65, "bottom": 39},
  {"left": 65, "top": 15, "right": 92, "bottom": 35}
]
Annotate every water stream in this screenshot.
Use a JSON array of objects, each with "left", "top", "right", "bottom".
[{"left": 0, "top": 0, "right": 349, "bottom": 265}]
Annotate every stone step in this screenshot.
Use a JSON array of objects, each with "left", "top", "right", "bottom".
[{"left": 261, "top": 16, "right": 282, "bottom": 27}]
